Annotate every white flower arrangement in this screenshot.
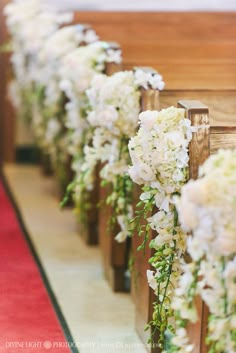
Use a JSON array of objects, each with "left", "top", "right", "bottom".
[
  {"left": 31, "top": 25, "right": 99, "bottom": 157},
  {"left": 4, "top": 0, "right": 73, "bottom": 123},
  {"left": 74, "top": 69, "right": 164, "bottom": 241},
  {"left": 59, "top": 41, "right": 122, "bottom": 161},
  {"left": 59, "top": 42, "right": 123, "bottom": 217},
  {"left": 128, "top": 107, "right": 193, "bottom": 348},
  {"left": 171, "top": 149, "right": 236, "bottom": 353},
  {"left": 4, "top": 0, "right": 73, "bottom": 57}
]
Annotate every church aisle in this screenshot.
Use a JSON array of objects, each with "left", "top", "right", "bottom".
[{"left": 4, "top": 164, "right": 147, "bottom": 353}]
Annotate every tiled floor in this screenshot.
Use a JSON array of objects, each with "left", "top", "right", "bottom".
[{"left": 4, "top": 164, "right": 148, "bottom": 353}]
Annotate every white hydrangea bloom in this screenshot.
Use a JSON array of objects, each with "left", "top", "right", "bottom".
[
  {"left": 177, "top": 149, "right": 236, "bottom": 256},
  {"left": 129, "top": 107, "right": 193, "bottom": 210},
  {"left": 79, "top": 69, "right": 164, "bottom": 241},
  {"left": 173, "top": 149, "right": 236, "bottom": 353}
]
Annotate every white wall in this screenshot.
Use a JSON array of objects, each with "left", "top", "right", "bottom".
[{"left": 45, "top": 0, "right": 236, "bottom": 11}]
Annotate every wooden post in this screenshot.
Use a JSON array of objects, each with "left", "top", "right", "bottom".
[
  {"left": 82, "top": 42, "right": 122, "bottom": 246},
  {"left": 178, "top": 100, "right": 210, "bottom": 353},
  {"left": 178, "top": 100, "right": 210, "bottom": 180}
]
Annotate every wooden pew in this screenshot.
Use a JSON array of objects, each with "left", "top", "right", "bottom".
[
  {"left": 210, "top": 126, "right": 236, "bottom": 153},
  {"left": 71, "top": 11, "right": 235, "bottom": 346},
  {"left": 73, "top": 12, "right": 236, "bottom": 89},
  {"left": 3, "top": 11, "right": 236, "bottom": 168},
  {"left": 132, "top": 100, "right": 236, "bottom": 352},
  {"left": 98, "top": 69, "right": 160, "bottom": 292},
  {"left": 73, "top": 12, "right": 236, "bottom": 126}
]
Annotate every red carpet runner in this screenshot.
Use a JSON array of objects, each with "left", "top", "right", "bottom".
[{"left": 0, "top": 178, "right": 78, "bottom": 353}]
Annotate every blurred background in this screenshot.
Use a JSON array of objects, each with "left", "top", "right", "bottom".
[{"left": 43, "top": 0, "right": 236, "bottom": 11}]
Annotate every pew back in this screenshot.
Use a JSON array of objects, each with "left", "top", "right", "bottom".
[{"left": 73, "top": 12, "right": 236, "bottom": 91}]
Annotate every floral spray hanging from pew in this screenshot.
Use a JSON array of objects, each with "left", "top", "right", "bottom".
[
  {"left": 75, "top": 68, "right": 164, "bottom": 291},
  {"left": 31, "top": 25, "right": 99, "bottom": 187},
  {"left": 61, "top": 41, "right": 122, "bottom": 245},
  {"left": 128, "top": 101, "right": 210, "bottom": 352},
  {"left": 172, "top": 149, "right": 236, "bottom": 353},
  {"left": 4, "top": 0, "right": 74, "bottom": 139}
]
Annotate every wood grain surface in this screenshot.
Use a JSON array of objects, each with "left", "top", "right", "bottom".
[
  {"left": 74, "top": 12, "right": 236, "bottom": 90},
  {"left": 161, "top": 91, "right": 236, "bottom": 126}
]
